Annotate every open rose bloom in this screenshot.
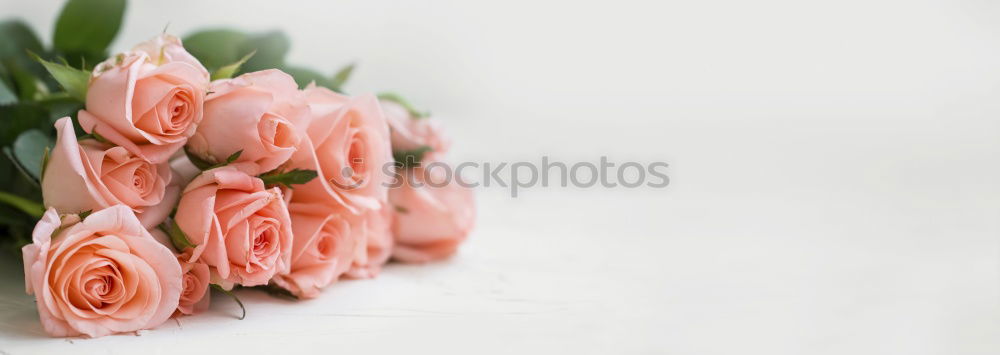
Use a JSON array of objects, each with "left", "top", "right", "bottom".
[
  {"left": 15, "top": 24, "right": 474, "bottom": 338},
  {"left": 272, "top": 202, "right": 358, "bottom": 298},
  {"left": 287, "top": 88, "right": 392, "bottom": 213},
  {"left": 187, "top": 70, "right": 309, "bottom": 175},
  {"left": 174, "top": 166, "right": 293, "bottom": 287},
  {"left": 43, "top": 117, "right": 178, "bottom": 229},
  {"left": 78, "top": 34, "right": 209, "bottom": 163},
  {"left": 22, "top": 206, "right": 182, "bottom": 337}
]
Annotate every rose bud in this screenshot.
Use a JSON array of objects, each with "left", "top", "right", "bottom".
[
  {"left": 272, "top": 202, "right": 359, "bottom": 298},
  {"left": 390, "top": 163, "right": 476, "bottom": 262},
  {"left": 78, "top": 35, "right": 209, "bottom": 163},
  {"left": 176, "top": 256, "right": 210, "bottom": 315},
  {"left": 43, "top": 117, "right": 178, "bottom": 229},
  {"left": 344, "top": 204, "right": 394, "bottom": 279},
  {"left": 174, "top": 166, "right": 293, "bottom": 286},
  {"left": 380, "top": 97, "right": 450, "bottom": 162},
  {"left": 22, "top": 206, "right": 182, "bottom": 337},
  {"left": 287, "top": 88, "right": 392, "bottom": 213},
  {"left": 186, "top": 69, "right": 309, "bottom": 175},
  {"left": 148, "top": 229, "right": 210, "bottom": 316}
]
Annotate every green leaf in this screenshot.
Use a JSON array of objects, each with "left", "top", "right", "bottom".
[
  {"left": 12, "top": 129, "right": 53, "bottom": 181},
  {"left": 330, "top": 63, "right": 355, "bottom": 91},
  {"left": 0, "top": 20, "right": 43, "bottom": 62},
  {"left": 77, "top": 131, "right": 110, "bottom": 144},
  {"left": 0, "top": 103, "right": 50, "bottom": 146},
  {"left": 211, "top": 284, "right": 246, "bottom": 320},
  {"left": 0, "top": 190, "right": 43, "bottom": 218},
  {"left": 77, "top": 209, "right": 92, "bottom": 219},
  {"left": 31, "top": 54, "right": 90, "bottom": 102},
  {"left": 259, "top": 169, "right": 318, "bottom": 189},
  {"left": 0, "top": 78, "right": 15, "bottom": 105},
  {"left": 378, "top": 92, "right": 429, "bottom": 119},
  {"left": 3, "top": 147, "right": 37, "bottom": 188},
  {"left": 183, "top": 148, "right": 243, "bottom": 171},
  {"left": 0, "top": 20, "right": 45, "bottom": 78},
  {"left": 7, "top": 62, "right": 47, "bottom": 101},
  {"left": 39, "top": 146, "right": 50, "bottom": 182},
  {"left": 161, "top": 219, "right": 195, "bottom": 251},
  {"left": 183, "top": 146, "right": 215, "bottom": 170},
  {"left": 393, "top": 145, "right": 433, "bottom": 168},
  {"left": 53, "top": 0, "right": 126, "bottom": 63},
  {"left": 221, "top": 149, "right": 243, "bottom": 166},
  {"left": 257, "top": 283, "right": 298, "bottom": 300},
  {"left": 183, "top": 29, "right": 250, "bottom": 71},
  {"left": 280, "top": 65, "right": 335, "bottom": 90},
  {"left": 211, "top": 50, "right": 255, "bottom": 81},
  {"left": 238, "top": 31, "right": 290, "bottom": 73}
]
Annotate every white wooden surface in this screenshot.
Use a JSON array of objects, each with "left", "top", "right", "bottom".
[{"left": 1, "top": 0, "right": 999, "bottom": 353}]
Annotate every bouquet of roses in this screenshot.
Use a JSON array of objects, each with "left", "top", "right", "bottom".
[{"left": 0, "top": 0, "right": 475, "bottom": 338}]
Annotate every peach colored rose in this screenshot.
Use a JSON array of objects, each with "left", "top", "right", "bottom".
[
  {"left": 43, "top": 117, "right": 178, "bottom": 229},
  {"left": 381, "top": 99, "right": 450, "bottom": 162},
  {"left": 147, "top": 229, "right": 210, "bottom": 315},
  {"left": 176, "top": 256, "right": 210, "bottom": 315},
  {"left": 344, "top": 204, "right": 394, "bottom": 279},
  {"left": 186, "top": 70, "right": 309, "bottom": 175},
  {"left": 390, "top": 164, "right": 476, "bottom": 262},
  {"left": 272, "top": 202, "right": 358, "bottom": 298},
  {"left": 78, "top": 36, "right": 209, "bottom": 164},
  {"left": 22, "top": 206, "right": 182, "bottom": 337},
  {"left": 132, "top": 34, "right": 210, "bottom": 79},
  {"left": 287, "top": 88, "right": 392, "bottom": 213},
  {"left": 174, "top": 166, "right": 292, "bottom": 286}
]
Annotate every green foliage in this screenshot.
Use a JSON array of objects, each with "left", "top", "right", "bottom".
[
  {"left": 211, "top": 50, "right": 256, "bottom": 81},
  {"left": 259, "top": 168, "right": 318, "bottom": 189},
  {"left": 239, "top": 31, "right": 290, "bottom": 73},
  {"left": 0, "top": 190, "right": 44, "bottom": 218},
  {"left": 183, "top": 29, "right": 250, "bottom": 71},
  {"left": 0, "top": 20, "right": 44, "bottom": 63},
  {"left": 11, "top": 129, "right": 53, "bottom": 182},
  {"left": 161, "top": 219, "right": 195, "bottom": 251},
  {"left": 53, "top": 0, "right": 126, "bottom": 68},
  {"left": 0, "top": 103, "right": 50, "bottom": 146},
  {"left": 378, "top": 92, "right": 429, "bottom": 118},
  {"left": 185, "top": 29, "right": 348, "bottom": 92},
  {"left": 0, "top": 19, "right": 47, "bottom": 80},
  {"left": 211, "top": 284, "right": 246, "bottom": 320},
  {"left": 280, "top": 65, "right": 335, "bottom": 90},
  {"left": 393, "top": 145, "right": 433, "bottom": 168},
  {"left": 0, "top": 78, "right": 15, "bottom": 105},
  {"left": 31, "top": 54, "right": 90, "bottom": 102},
  {"left": 330, "top": 63, "right": 355, "bottom": 90},
  {"left": 184, "top": 148, "right": 243, "bottom": 170}
]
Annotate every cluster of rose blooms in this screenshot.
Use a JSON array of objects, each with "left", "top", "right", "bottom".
[{"left": 21, "top": 34, "right": 475, "bottom": 338}]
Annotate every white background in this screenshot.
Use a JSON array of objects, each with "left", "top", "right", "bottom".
[{"left": 1, "top": 0, "right": 999, "bottom": 353}]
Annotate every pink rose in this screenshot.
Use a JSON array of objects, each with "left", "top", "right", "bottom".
[
  {"left": 43, "top": 117, "right": 178, "bottom": 229},
  {"left": 186, "top": 70, "right": 309, "bottom": 175},
  {"left": 174, "top": 166, "right": 293, "bottom": 286},
  {"left": 273, "top": 202, "right": 358, "bottom": 298},
  {"left": 287, "top": 88, "right": 392, "bottom": 213},
  {"left": 78, "top": 36, "right": 209, "bottom": 163},
  {"left": 344, "top": 204, "right": 394, "bottom": 279},
  {"left": 132, "top": 34, "right": 211, "bottom": 79},
  {"left": 176, "top": 256, "right": 210, "bottom": 315},
  {"left": 381, "top": 99, "right": 450, "bottom": 161},
  {"left": 148, "top": 229, "right": 210, "bottom": 316},
  {"left": 22, "top": 206, "right": 182, "bottom": 337},
  {"left": 390, "top": 164, "right": 476, "bottom": 262}
]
